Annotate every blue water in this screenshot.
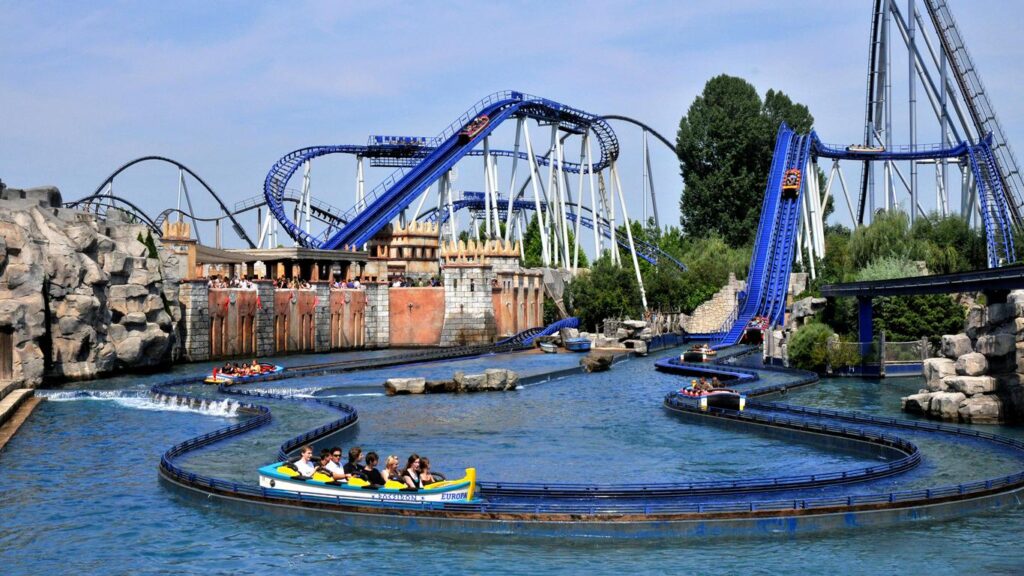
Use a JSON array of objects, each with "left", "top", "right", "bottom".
[{"left": 2, "top": 351, "right": 1023, "bottom": 574}]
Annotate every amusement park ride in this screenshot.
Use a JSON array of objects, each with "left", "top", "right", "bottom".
[{"left": 69, "top": 0, "right": 1022, "bottom": 345}]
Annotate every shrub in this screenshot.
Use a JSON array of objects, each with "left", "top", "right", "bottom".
[{"left": 788, "top": 322, "right": 835, "bottom": 372}]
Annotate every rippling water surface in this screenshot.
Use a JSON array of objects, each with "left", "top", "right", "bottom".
[{"left": 2, "top": 350, "right": 1024, "bottom": 574}]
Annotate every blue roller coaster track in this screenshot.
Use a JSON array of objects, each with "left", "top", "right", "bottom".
[
  {"left": 812, "top": 132, "right": 1016, "bottom": 268},
  {"left": 715, "top": 124, "right": 810, "bottom": 347},
  {"left": 714, "top": 126, "right": 1017, "bottom": 346},
  {"left": 264, "top": 91, "right": 619, "bottom": 250}
]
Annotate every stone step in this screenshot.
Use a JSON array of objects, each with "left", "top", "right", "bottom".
[
  {"left": 0, "top": 380, "right": 17, "bottom": 403},
  {"left": 0, "top": 388, "right": 34, "bottom": 428}
]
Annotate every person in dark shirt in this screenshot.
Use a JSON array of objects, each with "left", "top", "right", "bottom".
[
  {"left": 361, "top": 452, "right": 386, "bottom": 486},
  {"left": 343, "top": 447, "right": 363, "bottom": 475},
  {"left": 401, "top": 454, "right": 423, "bottom": 489}
]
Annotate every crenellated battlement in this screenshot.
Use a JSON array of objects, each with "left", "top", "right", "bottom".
[{"left": 439, "top": 238, "right": 521, "bottom": 267}]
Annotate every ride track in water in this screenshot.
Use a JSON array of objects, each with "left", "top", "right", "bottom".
[{"left": 145, "top": 331, "right": 1024, "bottom": 539}]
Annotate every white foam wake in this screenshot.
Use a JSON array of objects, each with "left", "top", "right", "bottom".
[
  {"left": 328, "top": 392, "right": 384, "bottom": 398},
  {"left": 39, "top": 390, "right": 240, "bottom": 417},
  {"left": 241, "top": 386, "right": 323, "bottom": 398}
]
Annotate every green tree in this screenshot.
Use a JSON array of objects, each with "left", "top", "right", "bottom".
[
  {"left": 677, "top": 75, "right": 815, "bottom": 248},
  {"left": 854, "top": 257, "right": 963, "bottom": 346},
  {"left": 564, "top": 256, "right": 643, "bottom": 331}
]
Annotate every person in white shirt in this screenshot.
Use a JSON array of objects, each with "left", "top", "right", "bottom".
[
  {"left": 294, "top": 445, "right": 316, "bottom": 477},
  {"left": 323, "top": 446, "right": 349, "bottom": 480}
]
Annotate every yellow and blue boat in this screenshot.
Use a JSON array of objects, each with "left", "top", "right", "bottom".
[{"left": 257, "top": 463, "right": 479, "bottom": 504}]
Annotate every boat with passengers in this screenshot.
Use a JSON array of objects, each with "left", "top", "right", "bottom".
[
  {"left": 258, "top": 463, "right": 479, "bottom": 503},
  {"left": 682, "top": 344, "right": 717, "bottom": 362},
  {"left": 205, "top": 362, "right": 284, "bottom": 385},
  {"left": 678, "top": 385, "right": 746, "bottom": 412}
]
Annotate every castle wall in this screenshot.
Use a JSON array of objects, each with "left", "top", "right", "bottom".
[
  {"left": 208, "top": 288, "right": 260, "bottom": 358},
  {"left": 364, "top": 283, "right": 390, "bottom": 348},
  {"left": 329, "top": 288, "right": 366, "bottom": 349},
  {"left": 389, "top": 287, "right": 445, "bottom": 346},
  {"left": 440, "top": 265, "right": 496, "bottom": 346},
  {"left": 273, "top": 289, "right": 317, "bottom": 354}
]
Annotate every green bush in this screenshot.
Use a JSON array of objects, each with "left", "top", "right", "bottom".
[
  {"left": 826, "top": 340, "right": 862, "bottom": 370},
  {"left": 788, "top": 322, "right": 834, "bottom": 372}
]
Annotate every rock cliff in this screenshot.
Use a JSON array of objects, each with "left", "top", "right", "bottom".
[
  {"left": 0, "top": 183, "right": 181, "bottom": 387},
  {"left": 902, "top": 291, "right": 1024, "bottom": 424}
]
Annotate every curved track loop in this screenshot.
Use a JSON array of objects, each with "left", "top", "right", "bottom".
[
  {"left": 265, "top": 91, "right": 619, "bottom": 249},
  {"left": 64, "top": 193, "right": 164, "bottom": 234},
  {"left": 150, "top": 334, "right": 1024, "bottom": 535},
  {"left": 87, "top": 155, "right": 256, "bottom": 248}
]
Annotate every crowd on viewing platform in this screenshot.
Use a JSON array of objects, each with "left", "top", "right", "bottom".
[
  {"left": 206, "top": 272, "right": 453, "bottom": 291},
  {"left": 208, "top": 275, "right": 257, "bottom": 290},
  {"left": 274, "top": 276, "right": 313, "bottom": 290},
  {"left": 389, "top": 275, "right": 442, "bottom": 288}
]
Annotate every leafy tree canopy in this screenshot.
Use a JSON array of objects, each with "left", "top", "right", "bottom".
[{"left": 677, "top": 75, "right": 814, "bottom": 248}]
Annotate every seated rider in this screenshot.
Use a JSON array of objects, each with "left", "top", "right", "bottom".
[
  {"left": 401, "top": 454, "right": 423, "bottom": 489},
  {"left": 362, "top": 452, "right": 386, "bottom": 486},
  {"left": 382, "top": 455, "right": 400, "bottom": 483},
  {"left": 294, "top": 445, "right": 316, "bottom": 477},
  {"left": 250, "top": 359, "right": 260, "bottom": 372},
  {"left": 324, "top": 446, "right": 348, "bottom": 480},
  {"left": 344, "top": 447, "right": 363, "bottom": 476},
  {"left": 711, "top": 377, "right": 721, "bottom": 389},
  {"left": 315, "top": 449, "right": 334, "bottom": 477},
  {"left": 419, "top": 457, "right": 436, "bottom": 484},
  {"left": 222, "top": 362, "right": 234, "bottom": 375}
]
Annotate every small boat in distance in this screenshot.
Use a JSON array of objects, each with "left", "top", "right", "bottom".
[
  {"left": 564, "top": 337, "right": 592, "bottom": 352},
  {"left": 539, "top": 342, "right": 558, "bottom": 354},
  {"left": 682, "top": 344, "right": 717, "bottom": 363},
  {"left": 846, "top": 144, "right": 886, "bottom": 153},
  {"left": 458, "top": 114, "right": 490, "bottom": 143},
  {"left": 678, "top": 386, "right": 746, "bottom": 411},
  {"left": 205, "top": 363, "right": 284, "bottom": 385}
]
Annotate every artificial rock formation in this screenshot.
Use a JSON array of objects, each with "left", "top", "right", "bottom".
[
  {"left": 384, "top": 369, "right": 519, "bottom": 395},
  {"left": 0, "top": 183, "right": 181, "bottom": 387},
  {"left": 902, "top": 291, "right": 1024, "bottom": 423}
]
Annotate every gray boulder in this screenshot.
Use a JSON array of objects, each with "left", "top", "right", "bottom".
[
  {"left": 988, "top": 303, "right": 1012, "bottom": 326},
  {"left": 928, "top": 391, "right": 966, "bottom": 420},
  {"left": 384, "top": 377, "right": 426, "bottom": 396},
  {"left": 483, "top": 368, "right": 509, "bottom": 390},
  {"left": 1009, "top": 289, "right": 1024, "bottom": 313},
  {"left": 621, "top": 320, "right": 647, "bottom": 330},
  {"left": 901, "top": 392, "right": 932, "bottom": 415},
  {"left": 923, "top": 358, "right": 956, "bottom": 391},
  {"left": 580, "top": 352, "right": 613, "bottom": 373},
  {"left": 976, "top": 334, "right": 1015, "bottom": 357},
  {"left": 124, "top": 312, "right": 147, "bottom": 326},
  {"left": 941, "top": 334, "right": 972, "bottom": 359},
  {"left": 114, "top": 336, "right": 143, "bottom": 365},
  {"left": 593, "top": 337, "right": 622, "bottom": 349},
  {"left": 791, "top": 297, "right": 827, "bottom": 324},
  {"left": 965, "top": 305, "right": 986, "bottom": 339},
  {"left": 623, "top": 339, "right": 648, "bottom": 356},
  {"left": 954, "top": 352, "right": 988, "bottom": 376},
  {"left": 944, "top": 375, "right": 997, "bottom": 396},
  {"left": 958, "top": 395, "right": 1003, "bottom": 424}
]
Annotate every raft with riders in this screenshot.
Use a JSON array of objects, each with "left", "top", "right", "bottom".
[
  {"left": 204, "top": 359, "right": 284, "bottom": 385},
  {"left": 259, "top": 446, "right": 478, "bottom": 504}
]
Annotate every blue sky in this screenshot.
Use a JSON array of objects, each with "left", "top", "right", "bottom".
[{"left": 2, "top": 1, "right": 1022, "bottom": 247}]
